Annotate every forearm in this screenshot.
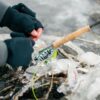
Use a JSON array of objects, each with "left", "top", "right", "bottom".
[
  {"left": 0, "top": 41, "right": 8, "bottom": 66},
  {"left": 0, "top": 1, "right": 9, "bottom": 23}
]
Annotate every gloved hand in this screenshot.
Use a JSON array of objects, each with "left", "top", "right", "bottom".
[
  {"left": 0, "top": 3, "right": 43, "bottom": 40},
  {"left": 12, "top": 3, "right": 44, "bottom": 41},
  {"left": 4, "top": 37, "right": 35, "bottom": 68},
  {"left": 12, "top": 3, "right": 36, "bottom": 18}
]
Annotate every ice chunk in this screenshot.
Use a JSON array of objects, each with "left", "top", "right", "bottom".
[
  {"left": 77, "top": 52, "right": 100, "bottom": 65},
  {"left": 48, "top": 59, "right": 79, "bottom": 75}
]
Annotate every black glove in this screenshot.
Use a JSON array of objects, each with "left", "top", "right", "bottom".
[
  {"left": 4, "top": 37, "right": 35, "bottom": 68},
  {"left": 0, "top": 4, "right": 43, "bottom": 36},
  {"left": 12, "top": 3, "right": 36, "bottom": 18},
  {"left": 12, "top": 3, "right": 44, "bottom": 31}
]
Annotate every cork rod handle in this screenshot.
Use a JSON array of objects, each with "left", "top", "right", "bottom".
[{"left": 52, "top": 25, "right": 91, "bottom": 48}]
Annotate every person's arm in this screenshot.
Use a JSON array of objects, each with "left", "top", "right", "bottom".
[
  {"left": 0, "top": 3, "right": 43, "bottom": 40},
  {"left": 0, "top": 41, "right": 8, "bottom": 66},
  {"left": 12, "top": 3, "right": 43, "bottom": 41},
  {"left": 4, "top": 37, "right": 34, "bottom": 69},
  {"left": 0, "top": 1, "right": 9, "bottom": 25}
]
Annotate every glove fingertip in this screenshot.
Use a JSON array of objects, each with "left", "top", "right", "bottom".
[{"left": 35, "top": 19, "right": 44, "bottom": 30}]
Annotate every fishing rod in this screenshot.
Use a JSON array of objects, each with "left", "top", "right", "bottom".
[{"left": 33, "top": 21, "right": 100, "bottom": 64}]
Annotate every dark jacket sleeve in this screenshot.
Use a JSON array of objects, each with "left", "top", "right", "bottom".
[{"left": 0, "top": 1, "right": 9, "bottom": 24}]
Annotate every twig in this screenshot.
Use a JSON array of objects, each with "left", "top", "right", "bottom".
[
  {"left": 58, "top": 48, "right": 78, "bottom": 61},
  {"left": 6, "top": 77, "right": 18, "bottom": 84},
  {"left": 39, "top": 82, "right": 50, "bottom": 88},
  {"left": 45, "top": 68, "right": 54, "bottom": 100},
  {"left": 32, "top": 86, "right": 38, "bottom": 100},
  {"left": 0, "top": 85, "right": 14, "bottom": 93},
  {"left": 31, "top": 75, "right": 42, "bottom": 100}
]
